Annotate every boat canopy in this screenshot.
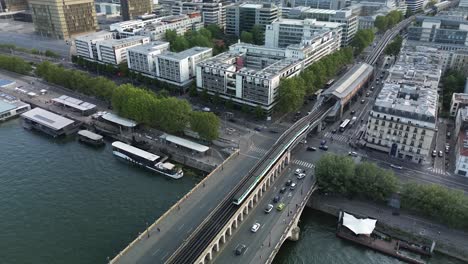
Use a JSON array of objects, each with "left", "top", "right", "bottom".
[{"left": 342, "top": 212, "right": 377, "bottom": 235}]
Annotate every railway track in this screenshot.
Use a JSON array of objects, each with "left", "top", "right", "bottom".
[{"left": 167, "top": 101, "right": 333, "bottom": 264}]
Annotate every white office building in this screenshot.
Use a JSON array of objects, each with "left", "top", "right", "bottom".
[
  {"left": 455, "top": 107, "right": 468, "bottom": 176},
  {"left": 196, "top": 30, "right": 341, "bottom": 113},
  {"left": 265, "top": 18, "right": 343, "bottom": 48},
  {"left": 97, "top": 36, "right": 150, "bottom": 65},
  {"left": 126, "top": 41, "right": 170, "bottom": 76},
  {"left": 364, "top": 46, "right": 443, "bottom": 163},
  {"left": 127, "top": 44, "right": 212, "bottom": 86},
  {"left": 75, "top": 31, "right": 115, "bottom": 60}
]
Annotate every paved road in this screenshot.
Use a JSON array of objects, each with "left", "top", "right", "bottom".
[
  {"left": 111, "top": 128, "right": 285, "bottom": 263},
  {"left": 212, "top": 146, "right": 319, "bottom": 264}
]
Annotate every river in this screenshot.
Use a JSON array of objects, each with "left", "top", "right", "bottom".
[{"left": 0, "top": 118, "right": 462, "bottom": 264}]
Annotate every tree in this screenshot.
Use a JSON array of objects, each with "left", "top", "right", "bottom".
[
  {"left": 315, "top": 154, "right": 356, "bottom": 195},
  {"left": 277, "top": 77, "right": 306, "bottom": 113},
  {"left": 165, "top": 29, "right": 178, "bottom": 43},
  {"left": 374, "top": 16, "right": 388, "bottom": 32},
  {"left": 240, "top": 31, "right": 254, "bottom": 44},
  {"left": 384, "top": 35, "right": 403, "bottom": 56},
  {"left": 0, "top": 54, "right": 32, "bottom": 75},
  {"left": 251, "top": 25, "right": 265, "bottom": 45},
  {"left": 172, "top": 36, "right": 190, "bottom": 52},
  {"left": 206, "top": 24, "right": 223, "bottom": 39},
  {"left": 190, "top": 111, "right": 220, "bottom": 140},
  {"left": 254, "top": 105, "right": 266, "bottom": 120},
  {"left": 154, "top": 97, "right": 191, "bottom": 133},
  {"left": 44, "top": 50, "right": 60, "bottom": 58},
  {"left": 351, "top": 29, "right": 375, "bottom": 55}
]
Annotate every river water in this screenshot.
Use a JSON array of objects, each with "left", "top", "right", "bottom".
[{"left": 0, "top": 119, "right": 462, "bottom": 264}]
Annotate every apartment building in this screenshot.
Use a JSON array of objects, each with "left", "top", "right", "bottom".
[
  {"left": 109, "top": 14, "right": 203, "bottom": 40},
  {"left": 96, "top": 36, "right": 150, "bottom": 64},
  {"left": 364, "top": 46, "right": 443, "bottom": 164},
  {"left": 120, "top": 0, "right": 152, "bottom": 21},
  {"left": 294, "top": 0, "right": 347, "bottom": 9},
  {"left": 286, "top": 7, "right": 358, "bottom": 46},
  {"left": 126, "top": 41, "right": 170, "bottom": 76},
  {"left": 450, "top": 92, "right": 468, "bottom": 117},
  {"left": 1, "top": 0, "right": 28, "bottom": 11},
  {"left": 75, "top": 31, "right": 114, "bottom": 60},
  {"left": 405, "top": 0, "right": 424, "bottom": 12},
  {"left": 225, "top": 3, "right": 280, "bottom": 36},
  {"left": 265, "top": 18, "right": 342, "bottom": 48},
  {"left": 196, "top": 30, "right": 341, "bottom": 113},
  {"left": 29, "top": 0, "right": 97, "bottom": 40},
  {"left": 455, "top": 107, "right": 468, "bottom": 176}
]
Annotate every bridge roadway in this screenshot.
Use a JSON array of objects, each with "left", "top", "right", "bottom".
[{"left": 167, "top": 100, "right": 335, "bottom": 263}]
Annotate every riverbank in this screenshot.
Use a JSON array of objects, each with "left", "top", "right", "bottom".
[{"left": 308, "top": 194, "right": 468, "bottom": 263}]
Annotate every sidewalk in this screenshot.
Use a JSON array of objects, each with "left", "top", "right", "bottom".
[{"left": 309, "top": 194, "right": 468, "bottom": 262}]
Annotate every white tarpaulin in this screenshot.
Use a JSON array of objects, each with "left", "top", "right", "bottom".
[{"left": 342, "top": 212, "right": 377, "bottom": 235}]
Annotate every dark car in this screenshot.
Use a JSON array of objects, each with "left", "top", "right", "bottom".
[
  {"left": 273, "top": 195, "right": 281, "bottom": 203},
  {"left": 235, "top": 244, "right": 247, "bottom": 255},
  {"left": 320, "top": 140, "right": 327, "bottom": 145},
  {"left": 285, "top": 179, "right": 293, "bottom": 186},
  {"left": 351, "top": 110, "right": 356, "bottom": 114},
  {"left": 319, "top": 145, "right": 329, "bottom": 151},
  {"left": 280, "top": 187, "right": 287, "bottom": 194},
  {"left": 254, "top": 127, "right": 262, "bottom": 132},
  {"left": 307, "top": 146, "right": 317, "bottom": 151},
  {"left": 228, "top": 118, "right": 236, "bottom": 123},
  {"left": 269, "top": 129, "right": 279, "bottom": 134},
  {"left": 332, "top": 129, "right": 337, "bottom": 134}
]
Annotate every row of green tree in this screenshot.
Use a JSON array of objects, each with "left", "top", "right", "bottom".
[
  {"left": 35, "top": 62, "right": 220, "bottom": 140},
  {"left": 351, "top": 29, "right": 375, "bottom": 55},
  {"left": 441, "top": 70, "right": 467, "bottom": 114},
  {"left": 0, "top": 54, "right": 33, "bottom": 75},
  {"left": 384, "top": 35, "right": 403, "bottom": 56},
  {"left": 0, "top": 43, "right": 60, "bottom": 58},
  {"left": 374, "top": 10, "right": 404, "bottom": 32},
  {"left": 277, "top": 48, "right": 354, "bottom": 113},
  {"left": 316, "top": 154, "right": 398, "bottom": 202},
  {"left": 165, "top": 25, "right": 229, "bottom": 55},
  {"left": 316, "top": 154, "right": 468, "bottom": 229},
  {"left": 112, "top": 84, "right": 219, "bottom": 140}
]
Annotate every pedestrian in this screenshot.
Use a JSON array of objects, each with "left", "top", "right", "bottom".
[{"left": 157, "top": 227, "right": 160, "bottom": 232}]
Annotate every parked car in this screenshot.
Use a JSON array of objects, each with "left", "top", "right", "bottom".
[
  {"left": 351, "top": 110, "right": 356, "bottom": 114},
  {"left": 286, "top": 179, "right": 293, "bottom": 186},
  {"left": 432, "top": 150, "right": 437, "bottom": 157},
  {"left": 390, "top": 164, "right": 402, "bottom": 170},
  {"left": 447, "top": 132, "right": 451, "bottom": 139},
  {"left": 320, "top": 140, "right": 327, "bottom": 145},
  {"left": 361, "top": 99, "right": 365, "bottom": 104},
  {"left": 280, "top": 187, "right": 287, "bottom": 194},
  {"left": 251, "top": 223, "right": 261, "bottom": 233},
  {"left": 348, "top": 151, "right": 358, "bottom": 157},
  {"left": 235, "top": 244, "right": 247, "bottom": 255},
  {"left": 307, "top": 146, "right": 317, "bottom": 151},
  {"left": 366, "top": 92, "right": 370, "bottom": 97},
  {"left": 438, "top": 150, "right": 443, "bottom": 157},
  {"left": 294, "top": 169, "right": 304, "bottom": 175},
  {"left": 254, "top": 127, "right": 262, "bottom": 132},
  {"left": 445, "top": 146, "right": 450, "bottom": 153},
  {"left": 269, "top": 129, "right": 279, "bottom": 134},
  {"left": 264, "top": 204, "right": 274, "bottom": 214},
  {"left": 332, "top": 129, "right": 337, "bottom": 134}
]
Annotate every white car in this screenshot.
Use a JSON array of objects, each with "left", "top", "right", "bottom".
[
  {"left": 290, "top": 182, "right": 297, "bottom": 190},
  {"left": 251, "top": 223, "right": 261, "bottom": 233},
  {"left": 297, "top": 173, "right": 306, "bottom": 180},
  {"left": 348, "top": 151, "right": 358, "bottom": 157},
  {"left": 390, "top": 164, "right": 402, "bottom": 170},
  {"left": 294, "top": 168, "right": 303, "bottom": 175}
]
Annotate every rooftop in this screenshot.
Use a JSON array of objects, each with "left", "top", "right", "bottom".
[
  {"left": 101, "top": 113, "right": 137, "bottom": 127},
  {"left": 52, "top": 95, "right": 96, "bottom": 112},
  {"left": 158, "top": 47, "right": 212, "bottom": 60},
  {"left": 160, "top": 134, "right": 209, "bottom": 153},
  {"left": 458, "top": 129, "right": 468, "bottom": 157},
  {"left": 78, "top": 130, "right": 103, "bottom": 141},
  {"left": 112, "top": 141, "right": 160, "bottom": 161},
  {"left": 325, "top": 63, "right": 374, "bottom": 99},
  {"left": 127, "top": 41, "right": 169, "bottom": 54},
  {"left": 0, "top": 79, "right": 15, "bottom": 88},
  {"left": 0, "top": 100, "right": 16, "bottom": 113},
  {"left": 97, "top": 36, "right": 149, "bottom": 47},
  {"left": 75, "top": 31, "right": 114, "bottom": 42},
  {"left": 21, "top": 108, "right": 75, "bottom": 131}
]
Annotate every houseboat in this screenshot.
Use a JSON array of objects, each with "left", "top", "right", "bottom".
[
  {"left": 111, "top": 141, "right": 183, "bottom": 179},
  {"left": 77, "top": 130, "right": 104, "bottom": 146}
]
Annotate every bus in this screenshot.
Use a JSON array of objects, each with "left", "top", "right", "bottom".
[
  {"left": 339, "top": 119, "right": 350, "bottom": 132},
  {"left": 326, "top": 79, "right": 335, "bottom": 87},
  {"left": 314, "top": 89, "right": 323, "bottom": 98}
]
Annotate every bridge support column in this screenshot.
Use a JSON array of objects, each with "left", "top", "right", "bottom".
[
  {"left": 317, "top": 121, "right": 322, "bottom": 132},
  {"left": 220, "top": 234, "right": 226, "bottom": 244},
  {"left": 214, "top": 242, "right": 219, "bottom": 252},
  {"left": 288, "top": 226, "right": 301, "bottom": 241}
]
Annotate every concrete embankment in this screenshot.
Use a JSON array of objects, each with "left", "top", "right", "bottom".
[{"left": 307, "top": 194, "right": 468, "bottom": 263}]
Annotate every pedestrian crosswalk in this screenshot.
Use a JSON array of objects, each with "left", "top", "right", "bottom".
[
  {"left": 292, "top": 159, "right": 315, "bottom": 169},
  {"left": 250, "top": 145, "right": 268, "bottom": 155},
  {"left": 427, "top": 167, "right": 446, "bottom": 175},
  {"left": 323, "top": 132, "right": 349, "bottom": 143}
]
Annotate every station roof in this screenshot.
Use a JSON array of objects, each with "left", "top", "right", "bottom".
[
  {"left": 101, "top": 113, "right": 137, "bottom": 128},
  {"left": 160, "top": 134, "right": 209, "bottom": 153},
  {"left": 52, "top": 95, "right": 96, "bottom": 112},
  {"left": 78, "top": 130, "right": 103, "bottom": 141},
  {"left": 0, "top": 100, "right": 16, "bottom": 113},
  {"left": 324, "top": 63, "right": 374, "bottom": 100},
  {"left": 21, "top": 108, "right": 74, "bottom": 131}
]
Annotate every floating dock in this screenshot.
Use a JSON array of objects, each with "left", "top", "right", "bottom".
[
  {"left": 77, "top": 130, "right": 104, "bottom": 146},
  {"left": 21, "top": 107, "right": 80, "bottom": 137}
]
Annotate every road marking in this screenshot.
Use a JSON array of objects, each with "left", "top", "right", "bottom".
[
  {"left": 161, "top": 252, "right": 169, "bottom": 260},
  {"left": 240, "top": 152, "right": 261, "bottom": 160},
  {"left": 291, "top": 159, "right": 315, "bottom": 168},
  {"left": 177, "top": 223, "right": 185, "bottom": 231},
  {"left": 250, "top": 145, "right": 268, "bottom": 154},
  {"left": 151, "top": 248, "right": 160, "bottom": 256}
]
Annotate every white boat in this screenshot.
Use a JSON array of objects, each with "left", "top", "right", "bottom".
[{"left": 111, "top": 141, "right": 183, "bottom": 179}]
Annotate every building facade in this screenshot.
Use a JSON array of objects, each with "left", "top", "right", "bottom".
[
  {"left": 450, "top": 92, "right": 468, "bottom": 117},
  {"left": 75, "top": 31, "right": 115, "bottom": 60},
  {"left": 225, "top": 3, "right": 280, "bottom": 36},
  {"left": 96, "top": 36, "right": 150, "bottom": 64},
  {"left": 1, "top": 0, "right": 29, "bottom": 11},
  {"left": 364, "top": 46, "right": 442, "bottom": 163},
  {"left": 29, "top": 0, "right": 97, "bottom": 40},
  {"left": 408, "top": 16, "right": 468, "bottom": 47},
  {"left": 120, "top": 0, "right": 152, "bottom": 21},
  {"left": 196, "top": 30, "right": 341, "bottom": 113},
  {"left": 293, "top": 0, "right": 347, "bottom": 9},
  {"left": 126, "top": 41, "right": 170, "bottom": 76},
  {"left": 265, "top": 18, "right": 342, "bottom": 48},
  {"left": 405, "top": 0, "right": 424, "bottom": 12},
  {"left": 455, "top": 107, "right": 468, "bottom": 176}
]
